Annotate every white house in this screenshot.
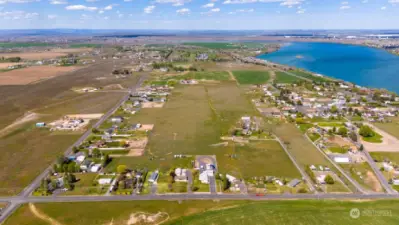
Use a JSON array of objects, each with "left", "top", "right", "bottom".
[
  {"left": 76, "top": 155, "right": 86, "bottom": 163},
  {"left": 226, "top": 174, "right": 237, "bottom": 183},
  {"left": 98, "top": 178, "right": 112, "bottom": 185},
  {"left": 333, "top": 155, "right": 350, "bottom": 163},
  {"left": 174, "top": 168, "right": 188, "bottom": 182},
  {"left": 199, "top": 170, "right": 214, "bottom": 184},
  {"left": 392, "top": 179, "right": 399, "bottom": 186},
  {"left": 90, "top": 164, "right": 102, "bottom": 173},
  {"left": 317, "top": 175, "right": 326, "bottom": 184}
]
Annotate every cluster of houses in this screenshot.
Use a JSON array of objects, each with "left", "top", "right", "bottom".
[
  {"left": 260, "top": 81, "right": 399, "bottom": 123},
  {"left": 48, "top": 116, "right": 87, "bottom": 131}
]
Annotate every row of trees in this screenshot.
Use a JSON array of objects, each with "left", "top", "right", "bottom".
[{"left": 0, "top": 56, "right": 21, "bottom": 62}]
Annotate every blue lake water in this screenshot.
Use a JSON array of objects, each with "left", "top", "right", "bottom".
[{"left": 257, "top": 42, "right": 399, "bottom": 94}]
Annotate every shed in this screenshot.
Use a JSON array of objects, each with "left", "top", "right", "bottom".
[{"left": 287, "top": 179, "right": 301, "bottom": 188}]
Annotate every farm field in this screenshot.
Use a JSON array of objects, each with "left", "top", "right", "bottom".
[
  {"left": 4, "top": 200, "right": 399, "bottom": 225},
  {"left": 0, "top": 48, "right": 92, "bottom": 60},
  {"left": 0, "top": 65, "right": 79, "bottom": 85},
  {"left": 275, "top": 71, "right": 302, "bottom": 83},
  {"left": 232, "top": 70, "right": 270, "bottom": 84},
  {"left": 0, "top": 42, "right": 54, "bottom": 48},
  {"left": 0, "top": 59, "right": 140, "bottom": 195},
  {"left": 216, "top": 141, "right": 301, "bottom": 179},
  {"left": 169, "top": 71, "right": 231, "bottom": 81},
  {"left": 107, "top": 81, "right": 259, "bottom": 176}
]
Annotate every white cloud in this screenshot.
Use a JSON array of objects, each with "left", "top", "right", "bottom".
[
  {"left": 202, "top": 3, "right": 214, "bottom": 7},
  {"left": 155, "top": 0, "right": 191, "bottom": 6},
  {"left": 228, "top": 11, "right": 235, "bottom": 14},
  {"left": 124, "top": 0, "right": 132, "bottom": 1},
  {"left": 49, "top": 0, "right": 67, "bottom": 4},
  {"left": 98, "top": 10, "right": 104, "bottom": 14},
  {"left": 104, "top": 4, "right": 114, "bottom": 10},
  {"left": 0, "top": 0, "right": 39, "bottom": 4},
  {"left": 211, "top": 7, "right": 220, "bottom": 12},
  {"left": 341, "top": 1, "right": 348, "bottom": 5},
  {"left": 280, "top": 0, "right": 303, "bottom": 7},
  {"left": 144, "top": 5, "right": 155, "bottom": 13},
  {"left": 296, "top": 9, "right": 305, "bottom": 13},
  {"left": 223, "top": 0, "right": 256, "bottom": 4},
  {"left": 176, "top": 8, "right": 190, "bottom": 14},
  {"left": 236, "top": 8, "right": 254, "bottom": 12},
  {"left": 388, "top": 0, "right": 399, "bottom": 3},
  {"left": 65, "top": 5, "right": 98, "bottom": 11},
  {"left": 47, "top": 14, "right": 57, "bottom": 19},
  {"left": 361, "top": 0, "right": 368, "bottom": 3},
  {"left": 0, "top": 10, "right": 38, "bottom": 19},
  {"left": 340, "top": 5, "right": 350, "bottom": 9},
  {"left": 381, "top": 6, "right": 386, "bottom": 10}
]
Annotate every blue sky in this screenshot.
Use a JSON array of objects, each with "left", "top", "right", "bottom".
[{"left": 0, "top": 0, "right": 398, "bottom": 29}]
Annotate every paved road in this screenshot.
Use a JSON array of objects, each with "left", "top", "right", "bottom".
[
  {"left": 209, "top": 176, "right": 217, "bottom": 194},
  {"left": 275, "top": 137, "right": 317, "bottom": 193}
]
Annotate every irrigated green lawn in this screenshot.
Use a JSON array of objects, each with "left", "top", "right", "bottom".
[
  {"left": 362, "top": 132, "right": 383, "bottom": 143},
  {"left": 290, "top": 70, "right": 330, "bottom": 82},
  {"left": 275, "top": 71, "right": 302, "bottom": 83},
  {"left": 182, "top": 42, "right": 241, "bottom": 49},
  {"left": 370, "top": 152, "right": 399, "bottom": 164},
  {"left": 5, "top": 200, "right": 399, "bottom": 225},
  {"left": 232, "top": 70, "right": 270, "bottom": 84},
  {"left": 166, "top": 71, "right": 231, "bottom": 81}
]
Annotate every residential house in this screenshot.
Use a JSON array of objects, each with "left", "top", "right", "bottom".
[{"left": 174, "top": 168, "right": 188, "bottom": 182}]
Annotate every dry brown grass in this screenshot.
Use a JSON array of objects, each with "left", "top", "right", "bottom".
[
  {"left": 0, "top": 65, "right": 79, "bottom": 85},
  {"left": 0, "top": 48, "right": 92, "bottom": 60}
]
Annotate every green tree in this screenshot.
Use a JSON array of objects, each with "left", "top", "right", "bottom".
[
  {"left": 349, "top": 132, "right": 358, "bottom": 142},
  {"left": 359, "top": 125, "right": 374, "bottom": 137},
  {"left": 67, "top": 162, "right": 77, "bottom": 173},
  {"left": 72, "top": 146, "right": 79, "bottom": 153},
  {"left": 330, "top": 105, "right": 338, "bottom": 114},
  {"left": 223, "top": 175, "right": 231, "bottom": 190},
  {"left": 117, "top": 165, "right": 127, "bottom": 174},
  {"left": 337, "top": 127, "right": 348, "bottom": 137},
  {"left": 92, "top": 148, "right": 101, "bottom": 158},
  {"left": 324, "top": 175, "right": 335, "bottom": 184}
]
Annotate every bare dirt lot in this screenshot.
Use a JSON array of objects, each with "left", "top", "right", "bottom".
[
  {"left": 0, "top": 48, "right": 92, "bottom": 60},
  {"left": 0, "top": 62, "right": 23, "bottom": 69},
  {"left": 66, "top": 113, "right": 103, "bottom": 119},
  {"left": 0, "top": 65, "right": 79, "bottom": 85},
  {"left": 141, "top": 102, "right": 165, "bottom": 108},
  {"left": 362, "top": 123, "right": 399, "bottom": 152}
]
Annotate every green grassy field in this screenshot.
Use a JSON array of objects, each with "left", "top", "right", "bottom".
[
  {"left": 362, "top": 132, "right": 383, "bottom": 143},
  {"left": 4, "top": 200, "right": 399, "bottom": 225},
  {"left": 290, "top": 70, "right": 330, "bottom": 82},
  {"left": 106, "top": 82, "right": 258, "bottom": 174},
  {"left": 182, "top": 42, "right": 242, "bottom": 49},
  {"left": 232, "top": 70, "right": 270, "bottom": 84},
  {"left": 216, "top": 141, "right": 301, "bottom": 179},
  {"left": 69, "top": 44, "right": 101, "bottom": 48},
  {"left": 0, "top": 42, "right": 54, "bottom": 48},
  {"left": 275, "top": 71, "right": 302, "bottom": 83},
  {"left": 170, "top": 71, "right": 231, "bottom": 81},
  {"left": 370, "top": 152, "right": 399, "bottom": 163},
  {"left": 374, "top": 118, "right": 399, "bottom": 139}
]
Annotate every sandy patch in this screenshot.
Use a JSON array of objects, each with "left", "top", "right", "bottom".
[
  {"left": 139, "top": 124, "right": 154, "bottom": 131},
  {"left": 127, "top": 212, "right": 169, "bottom": 225},
  {"left": 103, "top": 84, "right": 124, "bottom": 90},
  {"left": 0, "top": 112, "right": 39, "bottom": 137},
  {"left": 0, "top": 65, "right": 79, "bottom": 85},
  {"left": 66, "top": 113, "right": 103, "bottom": 119},
  {"left": 365, "top": 171, "right": 383, "bottom": 192},
  {"left": 361, "top": 123, "right": 399, "bottom": 152},
  {"left": 0, "top": 62, "right": 23, "bottom": 69},
  {"left": 127, "top": 149, "right": 145, "bottom": 156},
  {"left": 29, "top": 203, "right": 63, "bottom": 225},
  {"left": 210, "top": 142, "right": 229, "bottom": 147},
  {"left": 127, "top": 138, "right": 148, "bottom": 149},
  {"left": 141, "top": 102, "right": 165, "bottom": 108}
]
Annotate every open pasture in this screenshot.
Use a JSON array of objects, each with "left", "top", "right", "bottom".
[
  {"left": 0, "top": 65, "right": 79, "bottom": 85},
  {"left": 232, "top": 70, "right": 270, "bottom": 85},
  {"left": 4, "top": 200, "right": 399, "bottom": 225}
]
